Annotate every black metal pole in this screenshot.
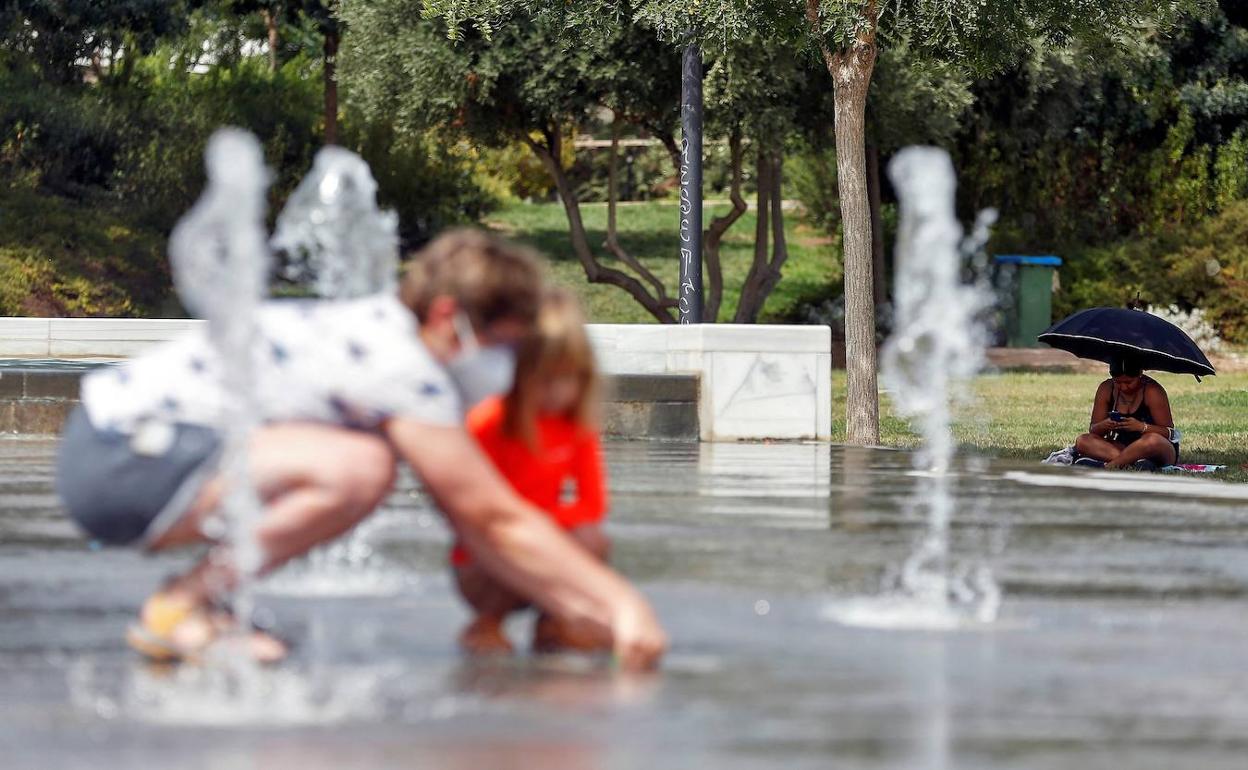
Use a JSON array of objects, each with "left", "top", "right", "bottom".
[{"left": 679, "top": 42, "right": 703, "bottom": 324}]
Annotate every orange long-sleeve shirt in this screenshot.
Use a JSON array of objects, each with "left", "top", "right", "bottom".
[{"left": 451, "top": 396, "right": 608, "bottom": 566}]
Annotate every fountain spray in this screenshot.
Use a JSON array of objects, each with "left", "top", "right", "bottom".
[
  {"left": 168, "top": 129, "right": 272, "bottom": 588},
  {"left": 272, "top": 145, "right": 400, "bottom": 298},
  {"left": 264, "top": 145, "right": 405, "bottom": 596},
  {"left": 882, "top": 146, "right": 1000, "bottom": 624},
  {"left": 826, "top": 146, "right": 1000, "bottom": 629}
]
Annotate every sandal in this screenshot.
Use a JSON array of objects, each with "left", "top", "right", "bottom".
[{"left": 126, "top": 593, "right": 289, "bottom": 664}]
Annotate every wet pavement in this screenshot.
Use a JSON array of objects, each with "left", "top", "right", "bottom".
[{"left": 4, "top": 437, "right": 1248, "bottom": 768}]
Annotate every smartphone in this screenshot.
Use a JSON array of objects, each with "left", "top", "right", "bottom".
[{"left": 1109, "top": 410, "right": 1124, "bottom": 422}]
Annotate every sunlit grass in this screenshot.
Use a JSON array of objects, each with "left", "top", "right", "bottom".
[
  {"left": 484, "top": 200, "right": 840, "bottom": 324},
  {"left": 832, "top": 370, "right": 1248, "bottom": 478}
]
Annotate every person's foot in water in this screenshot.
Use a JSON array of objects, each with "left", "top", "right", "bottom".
[
  {"left": 1073, "top": 457, "right": 1106, "bottom": 469},
  {"left": 458, "top": 615, "right": 514, "bottom": 656}
]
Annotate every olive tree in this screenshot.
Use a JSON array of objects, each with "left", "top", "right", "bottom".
[
  {"left": 424, "top": 0, "right": 1200, "bottom": 443},
  {"left": 343, "top": 5, "right": 818, "bottom": 324},
  {"left": 340, "top": 4, "right": 691, "bottom": 321}
]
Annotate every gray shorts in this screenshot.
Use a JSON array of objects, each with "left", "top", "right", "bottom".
[{"left": 56, "top": 406, "right": 222, "bottom": 546}]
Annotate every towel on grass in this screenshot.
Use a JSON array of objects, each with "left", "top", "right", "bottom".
[{"left": 1041, "top": 446, "right": 1225, "bottom": 473}]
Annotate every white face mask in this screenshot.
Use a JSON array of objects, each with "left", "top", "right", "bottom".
[{"left": 445, "top": 312, "right": 516, "bottom": 409}]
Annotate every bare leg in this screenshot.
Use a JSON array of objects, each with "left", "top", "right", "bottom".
[
  {"left": 453, "top": 561, "right": 528, "bottom": 654},
  {"left": 454, "top": 561, "right": 529, "bottom": 617},
  {"left": 534, "top": 524, "right": 612, "bottom": 653},
  {"left": 141, "top": 424, "right": 398, "bottom": 658},
  {"left": 569, "top": 524, "right": 610, "bottom": 561},
  {"left": 1075, "top": 433, "right": 1126, "bottom": 464},
  {"left": 1106, "top": 433, "right": 1177, "bottom": 470}
]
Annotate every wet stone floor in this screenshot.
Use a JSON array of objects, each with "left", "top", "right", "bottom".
[{"left": 3, "top": 436, "right": 1248, "bottom": 769}]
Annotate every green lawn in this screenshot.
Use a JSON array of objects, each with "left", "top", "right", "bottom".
[
  {"left": 483, "top": 201, "right": 1248, "bottom": 477},
  {"left": 483, "top": 200, "right": 840, "bottom": 324},
  {"left": 833, "top": 370, "right": 1248, "bottom": 478}
]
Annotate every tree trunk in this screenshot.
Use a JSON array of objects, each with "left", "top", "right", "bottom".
[
  {"left": 735, "top": 149, "right": 790, "bottom": 323},
  {"left": 867, "top": 142, "right": 887, "bottom": 310},
  {"left": 703, "top": 127, "right": 746, "bottom": 323},
  {"left": 263, "top": 9, "right": 279, "bottom": 73},
  {"left": 605, "top": 116, "right": 674, "bottom": 304},
  {"left": 809, "top": 0, "right": 880, "bottom": 444},
  {"left": 764, "top": 152, "right": 789, "bottom": 298},
  {"left": 323, "top": 28, "right": 339, "bottom": 145},
  {"left": 735, "top": 149, "right": 773, "bottom": 323},
  {"left": 526, "top": 129, "right": 677, "bottom": 324}
]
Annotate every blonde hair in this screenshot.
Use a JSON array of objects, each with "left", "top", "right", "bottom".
[
  {"left": 503, "top": 289, "right": 599, "bottom": 447},
  {"left": 399, "top": 228, "right": 542, "bottom": 327}
]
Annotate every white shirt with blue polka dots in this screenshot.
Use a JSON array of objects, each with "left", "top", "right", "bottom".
[{"left": 81, "top": 293, "right": 462, "bottom": 434}]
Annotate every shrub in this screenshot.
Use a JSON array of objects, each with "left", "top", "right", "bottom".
[
  {"left": 787, "top": 146, "right": 839, "bottom": 233},
  {"left": 0, "top": 184, "right": 169, "bottom": 316},
  {"left": 0, "top": 63, "right": 126, "bottom": 196},
  {"left": 348, "top": 123, "right": 503, "bottom": 248},
  {"left": 1145, "top": 304, "right": 1224, "bottom": 354},
  {"left": 1054, "top": 200, "right": 1248, "bottom": 344},
  {"left": 1, "top": 47, "right": 502, "bottom": 316}
]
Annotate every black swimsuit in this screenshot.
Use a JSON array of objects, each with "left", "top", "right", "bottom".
[{"left": 1109, "top": 380, "right": 1179, "bottom": 462}]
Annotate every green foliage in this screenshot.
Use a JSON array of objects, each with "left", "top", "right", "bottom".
[
  {"left": 787, "top": 147, "right": 841, "bottom": 234},
  {"left": 426, "top": 0, "right": 1200, "bottom": 70},
  {"left": 703, "top": 32, "right": 828, "bottom": 142},
  {"left": 867, "top": 42, "right": 973, "bottom": 152},
  {"left": 478, "top": 141, "right": 561, "bottom": 201},
  {"left": 0, "top": 183, "right": 168, "bottom": 316},
  {"left": 0, "top": 0, "right": 204, "bottom": 82},
  {"left": 0, "top": 1, "right": 499, "bottom": 315},
  {"left": 116, "top": 51, "right": 325, "bottom": 227},
  {"left": 347, "top": 123, "right": 503, "bottom": 244},
  {"left": 960, "top": 5, "right": 1248, "bottom": 253},
  {"left": 1167, "top": 200, "right": 1248, "bottom": 343},
  {"left": 1146, "top": 108, "right": 1215, "bottom": 227},
  {"left": 0, "top": 63, "right": 126, "bottom": 194},
  {"left": 1056, "top": 200, "right": 1248, "bottom": 343},
  {"left": 1214, "top": 127, "right": 1248, "bottom": 209},
  {"left": 342, "top": 2, "right": 681, "bottom": 152}
]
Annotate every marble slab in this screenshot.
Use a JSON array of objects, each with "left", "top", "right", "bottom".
[
  {"left": 706, "top": 351, "right": 822, "bottom": 440},
  {"left": 587, "top": 324, "right": 832, "bottom": 441},
  {"left": 0, "top": 317, "right": 834, "bottom": 441},
  {"left": 0, "top": 319, "right": 51, "bottom": 357},
  {"left": 48, "top": 319, "right": 202, "bottom": 357}
]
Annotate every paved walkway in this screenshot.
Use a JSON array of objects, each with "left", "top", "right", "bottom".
[{"left": 5, "top": 439, "right": 1248, "bottom": 768}]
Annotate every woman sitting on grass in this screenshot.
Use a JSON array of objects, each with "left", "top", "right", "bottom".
[{"left": 1074, "top": 356, "right": 1179, "bottom": 471}]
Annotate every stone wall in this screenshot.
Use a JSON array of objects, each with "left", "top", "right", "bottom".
[
  {"left": 0, "top": 361, "right": 699, "bottom": 440},
  {"left": 0, "top": 318, "right": 833, "bottom": 441}
]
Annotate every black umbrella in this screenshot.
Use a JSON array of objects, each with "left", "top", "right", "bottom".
[{"left": 1038, "top": 307, "right": 1216, "bottom": 378}]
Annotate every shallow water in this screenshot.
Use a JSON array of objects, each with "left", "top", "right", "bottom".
[{"left": 4, "top": 437, "right": 1248, "bottom": 768}]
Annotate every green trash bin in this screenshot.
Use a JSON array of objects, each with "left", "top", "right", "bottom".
[{"left": 994, "top": 255, "right": 1062, "bottom": 348}]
